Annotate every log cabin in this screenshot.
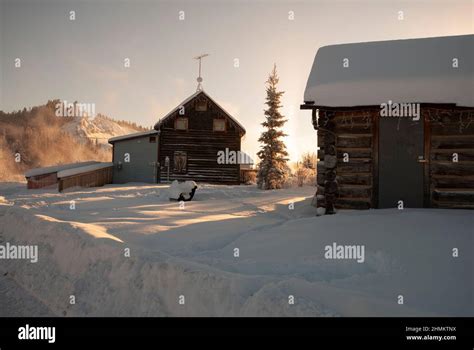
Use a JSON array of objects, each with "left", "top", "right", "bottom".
[
  {"left": 109, "top": 89, "right": 246, "bottom": 184},
  {"left": 301, "top": 35, "right": 474, "bottom": 214},
  {"left": 25, "top": 161, "right": 113, "bottom": 191}
]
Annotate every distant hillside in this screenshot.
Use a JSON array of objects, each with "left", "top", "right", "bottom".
[
  {"left": 62, "top": 113, "right": 148, "bottom": 147},
  {"left": 0, "top": 100, "right": 148, "bottom": 181}
]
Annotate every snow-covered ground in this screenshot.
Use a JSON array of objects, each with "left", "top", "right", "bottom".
[{"left": 0, "top": 183, "right": 472, "bottom": 316}]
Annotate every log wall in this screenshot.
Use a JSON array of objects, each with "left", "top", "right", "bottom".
[
  {"left": 26, "top": 172, "right": 58, "bottom": 189},
  {"left": 312, "top": 105, "right": 474, "bottom": 212},
  {"left": 58, "top": 166, "right": 113, "bottom": 192},
  {"left": 159, "top": 129, "right": 241, "bottom": 184},
  {"left": 427, "top": 108, "right": 474, "bottom": 208},
  {"left": 315, "top": 109, "right": 378, "bottom": 211},
  {"left": 158, "top": 93, "right": 243, "bottom": 184}
]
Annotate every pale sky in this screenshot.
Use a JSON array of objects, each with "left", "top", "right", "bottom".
[{"left": 1, "top": 0, "right": 473, "bottom": 162}]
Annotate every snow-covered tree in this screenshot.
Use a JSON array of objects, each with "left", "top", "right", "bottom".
[
  {"left": 301, "top": 152, "right": 316, "bottom": 170},
  {"left": 294, "top": 152, "right": 317, "bottom": 187},
  {"left": 257, "top": 65, "right": 289, "bottom": 190}
]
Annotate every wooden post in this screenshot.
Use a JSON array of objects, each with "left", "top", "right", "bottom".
[
  {"left": 372, "top": 109, "right": 379, "bottom": 209},
  {"left": 423, "top": 107, "right": 431, "bottom": 208},
  {"left": 323, "top": 111, "right": 337, "bottom": 214},
  {"left": 311, "top": 108, "right": 320, "bottom": 209},
  {"left": 313, "top": 109, "right": 338, "bottom": 215}
]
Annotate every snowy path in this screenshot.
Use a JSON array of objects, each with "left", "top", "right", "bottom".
[{"left": 0, "top": 183, "right": 472, "bottom": 316}]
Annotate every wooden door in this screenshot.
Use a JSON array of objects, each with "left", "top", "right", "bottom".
[{"left": 378, "top": 116, "right": 425, "bottom": 208}]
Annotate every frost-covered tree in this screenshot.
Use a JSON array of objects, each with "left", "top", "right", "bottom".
[
  {"left": 257, "top": 65, "right": 289, "bottom": 190},
  {"left": 301, "top": 152, "right": 316, "bottom": 170},
  {"left": 295, "top": 152, "right": 317, "bottom": 187}
]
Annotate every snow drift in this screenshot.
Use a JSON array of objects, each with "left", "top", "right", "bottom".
[{"left": 0, "top": 184, "right": 472, "bottom": 316}]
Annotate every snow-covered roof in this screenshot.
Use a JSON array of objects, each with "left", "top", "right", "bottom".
[
  {"left": 57, "top": 162, "right": 114, "bottom": 178},
  {"left": 108, "top": 130, "right": 159, "bottom": 144},
  {"left": 25, "top": 161, "right": 99, "bottom": 178},
  {"left": 154, "top": 90, "right": 246, "bottom": 134},
  {"left": 303, "top": 35, "right": 474, "bottom": 107}
]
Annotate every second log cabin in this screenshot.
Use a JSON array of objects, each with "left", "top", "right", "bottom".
[
  {"left": 110, "top": 89, "right": 246, "bottom": 184},
  {"left": 301, "top": 35, "right": 474, "bottom": 214}
]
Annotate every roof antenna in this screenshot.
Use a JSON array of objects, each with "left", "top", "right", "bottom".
[{"left": 194, "top": 53, "right": 209, "bottom": 91}]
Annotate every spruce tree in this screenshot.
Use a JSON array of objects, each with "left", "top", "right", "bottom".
[{"left": 257, "top": 64, "right": 289, "bottom": 190}]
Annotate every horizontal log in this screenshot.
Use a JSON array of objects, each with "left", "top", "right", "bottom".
[
  {"left": 337, "top": 158, "right": 371, "bottom": 165},
  {"left": 430, "top": 123, "right": 474, "bottom": 135},
  {"left": 333, "top": 114, "right": 376, "bottom": 123},
  {"left": 168, "top": 176, "right": 239, "bottom": 184},
  {"left": 431, "top": 135, "right": 474, "bottom": 149},
  {"left": 338, "top": 185, "right": 372, "bottom": 198},
  {"left": 337, "top": 162, "right": 372, "bottom": 173},
  {"left": 430, "top": 161, "right": 474, "bottom": 176},
  {"left": 336, "top": 173, "right": 372, "bottom": 186},
  {"left": 334, "top": 124, "right": 373, "bottom": 134},
  {"left": 430, "top": 149, "right": 474, "bottom": 161},
  {"left": 431, "top": 175, "right": 474, "bottom": 189},
  {"left": 161, "top": 136, "right": 240, "bottom": 142},
  {"left": 337, "top": 135, "right": 372, "bottom": 148},
  {"left": 337, "top": 148, "right": 372, "bottom": 159},
  {"left": 431, "top": 200, "right": 474, "bottom": 209},
  {"left": 429, "top": 112, "right": 471, "bottom": 124},
  {"left": 161, "top": 129, "right": 241, "bottom": 137},
  {"left": 161, "top": 146, "right": 238, "bottom": 150},
  {"left": 338, "top": 133, "right": 372, "bottom": 138},
  {"left": 431, "top": 134, "right": 474, "bottom": 139},
  {"left": 433, "top": 189, "right": 474, "bottom": 203},
  {"left": 186, "top": 170, "right": 238, "bottom": 175},
  {"left": 336, "top": 197, "right": 372, "bottom": 210}
]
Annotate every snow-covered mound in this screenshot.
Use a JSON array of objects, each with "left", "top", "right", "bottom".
[
  {"left": 168, "top": 180, "right": 198, "bottom": 201},
  {"left": 62, "top": 115, "right": 144, "bottom": 147},
  {"left": 0, "top": 184, "right": 472, "bottom": 316}
]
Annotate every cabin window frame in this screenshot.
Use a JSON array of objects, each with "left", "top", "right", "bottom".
[
  {"left": 195, "top": 99, "right": 208, "bottom": 112},
  {"left": 175, "top": 117, "right": 188, "bottom": 130},
  {"left": 173, "top": 151, "right": 187, "bottom": 174},
  {"left": 213, "top": 118, "right": 226, "bottom": 132},
  {"left": 149, "top": 136, "right": 157, "bottom": 143}
]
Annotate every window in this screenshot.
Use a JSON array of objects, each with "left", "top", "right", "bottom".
[
  {"left": 149, "top": 136, "right": 156, "bottom": 143},
  {"left": 195, "top": 100, "right": 207, "bottom": 111},
  {"left": 175, "top": 117, "right": 188, "bottom": 130},
  {"left": 213, "top": 119, "right": 226, "bottom": 132},
  {"left": 173, "top": 151, "right": 187, "bottom": 173}
]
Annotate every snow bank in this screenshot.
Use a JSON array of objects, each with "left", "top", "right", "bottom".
[
  {"left": 0, "top": 184, "right": 471, "bottom": 316},
  {"left": 168, "top": 180, "right": 198, "bottom": 200},
  {"left": 57, "top": 162, "right": 113, "bottom": 178},
  {"left": 0, "top": 205, "right": 276, "bottom": 316}
]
